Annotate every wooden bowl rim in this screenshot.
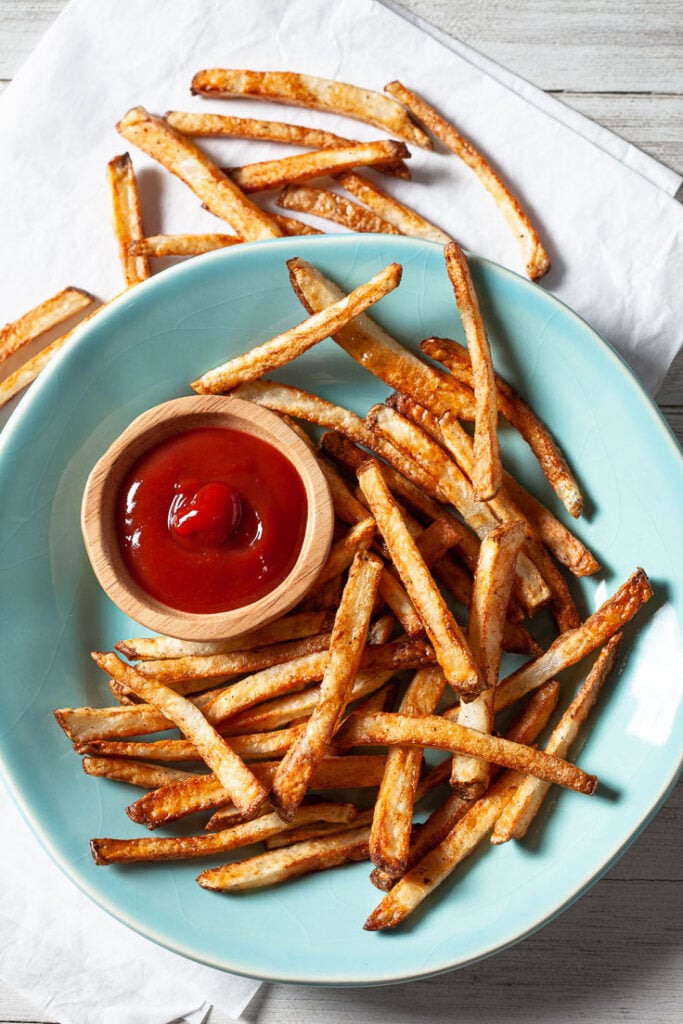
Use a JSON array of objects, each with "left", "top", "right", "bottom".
[{"left": 81, "top": 395, "right": 334, "bottom": 640}]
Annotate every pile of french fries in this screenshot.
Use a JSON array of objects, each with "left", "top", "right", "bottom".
[
  {"left": 53, "top": 237, "right": 653, "bottom": 929},
  {"left": 1, "top": 69, "right": 550, "bottom": 409}
]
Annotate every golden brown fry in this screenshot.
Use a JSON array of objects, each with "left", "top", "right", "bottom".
[
  {"left": 129, "top": 233, "right": 241, "bottom": 258},
  {"left": 450, "top": 520, "right": 526, "bottom": 796},
  {"left": 277, "top": 184, "right": 401, "bottom": 234},
  {"left": 0, "top": 286, "right": 94, "bottom": 363},
  {"left": 192, "top": 262, "right": 402, "bottom": 394},
  {"left": 385, "top": 80, "right": 549, "bottom": 280},
  {"left": 91, "top": 802, "right": 358, "bottom": 865},
  {"left": 271, "top": 550, "right": 384, "bottom": 819},
  {"left": 358, "top": 459, "right": 482, "bottom": 698},
  {"left": 421, "top": 336, "right": 586, "bottom": 521},
  {"left": 370, "top": 666, "right": 446, "bottom": 876},
  {"left": 265, "top": 808, "right": 375, "bottom": 850},
  {"left": 77, "top": 724, "right": 306, "bottom": 764},
  {"left": 337, "top": 171, "right": 451, "bottom": 244},
  {"left": 271, "top": 213, "right": 324, "bottom": 236},
  {"left": 165, "top": 110, "right": 357, "bottom": 147},
  {"left": 287, "top": 257, "right": 474, "bottom": 418},
  {"left": 91, "top": 652, "right": 268, "bottom": 818},
  {"left": 82, "top": 756, "right": 195, "bottom": 789},
  {"left": 495, "top": 569, "right": 652, "bottom": 710},
  {"left": 306, "top": 518, "right": 376, "bottom": 597},
  {"left": 116, "top": 106, "right": 283, "bottom": 241},
  {"left": 229, "top": 140, "right": 410, "bottom": 193},
  {"left": 107, "top": 153, "right": 150, "bottom": 286},
  {"left": 54, "top": 703, "right": 173, "bottom": 744},
  {"left": 338, "top": 711, "right": 597, "bottom": 795},
  {"left": 443, "top": 242, "right": 501, "bottom": 500},
  {"left": 191, "top": 69, "right": 432, "bottom": 148},
  {"left": 492, "top": 635, "right": 622, "bottom": 844}
]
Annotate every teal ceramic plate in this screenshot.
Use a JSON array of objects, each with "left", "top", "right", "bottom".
[{"left": 0, "top": 235, "right": 681, "bottom": 985}]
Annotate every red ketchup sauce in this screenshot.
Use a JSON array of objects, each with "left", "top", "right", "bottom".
[{"left": 116, "top": 426, "right": 308, "bottom": 614}]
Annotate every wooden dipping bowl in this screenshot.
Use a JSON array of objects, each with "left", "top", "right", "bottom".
[{"left": 81, "top": 395, "right": 334, "bottom": 641}]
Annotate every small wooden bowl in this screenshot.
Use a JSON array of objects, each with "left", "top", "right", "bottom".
[{"left": 81, "top": 395, "right": 334, "bottom": 641}]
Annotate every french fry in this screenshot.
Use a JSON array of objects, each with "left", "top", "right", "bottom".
[
  {"left": 337, "top": 171, "right": 452, "bottom": 244},
  {"left": 91, "top": 652, "right": 268, "bottom": 818},
  {"left": 265, "top": 808, "right": 375, "bottom": 850},
  {"left": 55, "top": 703, "right": 173, "bottom": 744},
  {"left": 305, "top": 518, "right": 376, "bottom": 597},
  {"left": 358, "top": 459, "right": 482, "bottom": 698},
  {"left": 165, "top": 110, "right": 358, "bottom": 147},
  {"left": 443, "top": 242, "right": 501, "bottom": 500},
  {"left": 338, "top": 711, "right": 597, "bottom": 795},
  {"left": 229, "top": 140, "right": 410, "bottom": 193},
  {"left": 277, "top": 184, "right": 401, "bottom": 234},
  {"left": 116, "top": 106, "right": 284, "bottom": 241},
  {"left": 287, "top": 257, "right": 475, "bottom": 417},
  {"left": 77, "top": 724, "right": 306, "bottom": 764},
  {"left": 197, "top": 825, "right": 372, "bottom": 892},
  {"left": 271, "top": 213, "right": 324, "bottom": 236},
  {"left": 82, "top": 756, "right": 195, "bottom": 789},
  {"left": 116, "top": 610, "right": 335, "bottom": 661},
  {"left": 106, "top": 153, "right": 151, "bottom": 286},
  {"left": 192, "top": 261, "right": 402, "bottom": 394},
  {"left": 0, "top": 285, "right": 94, "bottom": 363},
  {"left": 129, "top": 233, "right": 241, "bottom": 258},
  {"left": 271, "top": 550, "right": 384, "bottom": 819},
  {"left": 450, "top": 521, "right": 526, "bottom": 796},
  {"left": 495, "top": 569, "right": 652, "bottom": 710},
  {"left": 492, "top": 635, "right": 622, "bottom": 845},
  {"left": 91, "top": 801, "right": 358, "bottom": 865},
  {"left": 421, "top": 336, "right": 586, "bottom": 521},
  {"left": 385, "top": 80, "right": 549, "bottom": 280},
  {"left": 191, "top": 69, "right": 432, "bottom": 149},
  {"left": 370, "top": 666, "right": 446, "bottom": 876}
]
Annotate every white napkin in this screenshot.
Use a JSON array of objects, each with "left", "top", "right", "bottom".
[{"left": 0, "top": 1, "right": 681, "bottom": 1022}]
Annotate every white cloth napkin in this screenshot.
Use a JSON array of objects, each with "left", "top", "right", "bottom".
[{"left": 0, "top": 1, "right": 681, "bottom": 1022}]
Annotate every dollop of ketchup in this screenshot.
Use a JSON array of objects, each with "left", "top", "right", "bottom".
[
  {"left": 116, "top": 426, "right": 307, "bottom": 614},
  {"left": 169, "top": 479, "right": 243, "bottom": 548}
]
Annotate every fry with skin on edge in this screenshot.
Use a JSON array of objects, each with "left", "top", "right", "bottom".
[
  {"left": 82, "top": 756, "right": 196, "bottom": 789},
  {"left": 91, "top": 801, "right": 358, "bottom": 865},
  {"left": 450, "top": 520, "right": 526, "bottom": 797},
  {"left": 421, "top": 336, "right": 586, "bottom": 521},
  {"left": 271, "top": 550, "right": 384, "bottom": 820},
  {"left": 91, "top": 652, "right": 268, "bottom": 819},
  {"left": 0, "top": 286, "right": 94, "bottom": 363},
  {"left": 106, "top": 153, "right": 150, "bottom": 286},
  {"left": 492, "top": 635, "right": 622, "bottom": 844},
  {"left": 229, "top": 140, "right": 410, "bottom": 193},
  {"left": 116, "top": 106, "right": 284, "bottom": 241},
  {"left": 191, "top": 69, "right": 432, "bottom": 149},
  {"left": 277, "top": 184, "right": 401, "bottom": 235},
  {"left": 358, "top": 458, "right": 482, "bottom": 698},
  {"left": 336, "top": 171, "right": 452, "bottom": 244},
  {"left": 384, "top": 80, "right": 549, "bottom": 280},
  {"left": 192, "top": 262, "right": 402, "bottom": 394},
  {"left": 443, "top": 241, "right": 501, "bottom": 500},
  {"left": 495, "top": 569, "right": 652, "bottom": 711},
  {"left": 369, "top": 679, "right": 561, "bottom": 890}
]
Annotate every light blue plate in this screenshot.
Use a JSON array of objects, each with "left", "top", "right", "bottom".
[{"left": 0, "top": 235, "right": 681, "bottom": 985}]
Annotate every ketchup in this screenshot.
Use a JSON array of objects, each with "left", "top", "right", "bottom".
[{"left": 117, "top": 426, "right": 308, "bottom": 614}]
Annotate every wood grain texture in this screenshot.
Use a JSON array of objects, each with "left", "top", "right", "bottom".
[{"left": 0, "top": 1, "right": 681, "bottom": 1023}]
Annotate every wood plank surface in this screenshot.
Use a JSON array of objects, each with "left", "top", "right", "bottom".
[{"left": 0, "top": 2, "right": 681, "bottom": 1023}]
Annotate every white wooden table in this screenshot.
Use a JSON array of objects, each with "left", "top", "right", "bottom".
[{"left": 1, "top": 2, "right": 681, "bottom": 1022}]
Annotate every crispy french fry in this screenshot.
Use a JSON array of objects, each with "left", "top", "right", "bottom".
[
  {"left": 0, "top": 286, "right": 94, "bottom": 364},
  {"left": 271, "top": 550, "right": 384, "bottom": 819},
  {"left": 421, "top": 336, "right": 586, "bottom": 521},
  {"left": 91, "top": 801, "right": 358, "bottom": 865},
  {"left": 165, "top": 110, "right": 357, "bottom": 147},
  {"left": 192, "top": 262, "right": 402, "bottom": 394},
  {"left": 337, "top": 171, "right": 451, "bottom": 243},
  {"left": 116, "top": 106, "right": 283, "bottom": 241},
  {"left": 443, "top": 242, "right": 501, "bottom": 500},
  {"left": 191, "top": 69, "right": 432, "bottom": 149},
  {"left": 271, "top": 213, "right": 324, "bottom": 236},
  {"left": 54, "top": 703, "right": 173, "bottom": 744},
  {"left": 265, "top": 808, "right": 375, "bottom": 850},
  {"left": 91, "top": 652, "right": 268, "bottom": 818},
  {"left": 129, "top": 233, "right": 241, "bottom": 258},
  {"left": 370, "top": 666, "right": 446, "bottom": 876},
  {"left": 495, "top": 569, "right": 652, "bottom": 710},
  {"left": 492, "top": 635, "right": 622, "bottom": 845},
  {"left": 277, "top": 184, "right": 401, "bottom": 234},
  {"left": 358, "top": 459, "right": 482, "bottom": 698},
  {"left": 107, "top": 153, "right": 150, "bottom": 286},
  {"left": 82, "top": 756, "right": 195, "bottom": 789},
  {"left": 306, "top": 518, "right": 376, "bottom": 596},
  {"left": 450, "top": 520, "right": 526, "bottom": 796},
  {"left": 338, "top": 711, "right": 597, "bottom": 795},
  {"left": 287, "top": 257, "right": 474, "bottom": 417},
  {"left": 77, "top": 723, "right": 306, "bottom": 764},
  {"left": 385, "top": 80, "right": 549, "bottom": 280},
  {"left": 229, "top": 140, "right": 410, "bottom": 193}
]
